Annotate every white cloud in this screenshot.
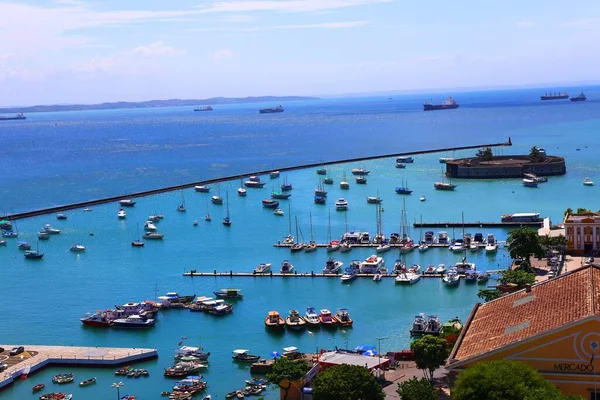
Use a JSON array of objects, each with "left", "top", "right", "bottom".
[
  {"left": 73, "top": 57, "right": 117, "bottom": 73},
  {"left": 195, "top": 0, "right": 392, "bottom": 14},
  {"left": 132, "top": 41, "right": 187, "bottom": 57},
  {"left": 213, "top": 49, "right": 234, "bottom": 61},
  {"left": 189, "top": 20, "right": 370, "bottom": 32},
  {"left": 219, "top": 14, "right": 257, "bottom": 22},
  {"left": 560, "top": 18, "right": 600, "bottom": 30}
]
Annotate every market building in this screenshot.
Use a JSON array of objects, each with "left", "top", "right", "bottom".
[{"left": 447, "top": 264, "right": 600, "bottom": 399}]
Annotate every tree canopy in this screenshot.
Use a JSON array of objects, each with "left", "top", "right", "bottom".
[
  {"left": 480, "top": 147, "right": 493, "bottom": 161},
  {"left": 396, "top": 377, "right": 437, "bottom": 400},
  {"left": 452, "top": 360, "right": 582, "bottom": 400},
  {"left": 498, "top": 269, "right": 536, "bottom": 287},
  {"left": 311, "top": 364, "right": 384, "bottom": 400},
  {"left": 266, "top": 358, "right": 311, "bottom": 400},
  {"left": 507, "top": 226, "right": 545, "bottom": 269},
  {"left": 529, "top": 146, "right": 544, "bottom": 162},
  {"left": 477, "top": 288, "right": 504, "bottom": 302},
  {"left": 410, "top": 335, "right": 450, "bottom": 382}
]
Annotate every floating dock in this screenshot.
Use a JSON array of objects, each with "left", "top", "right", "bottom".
[
  {"left": 413, "top": 221, "right": 543, "bottom": 228},
  {"left": 0, "top": 344, "right": 157, "bottom": 390},
  {"left": 272, "top": 243, "right": 452, "bottom": 248},
  {"left": 184, "top": 271, "right": 453, "bottom": 278}
]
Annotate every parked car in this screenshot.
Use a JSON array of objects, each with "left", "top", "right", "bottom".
[
  {"left": 9, "top": 346, "right": 24, "bottom": 356},
  {"left": 0, "top": 362, "right": 7, "bottom": 372}
]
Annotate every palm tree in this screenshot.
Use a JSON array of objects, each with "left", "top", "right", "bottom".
[
  {"left": 481, "top": 147, "right": 493, "bottom": 161},
  {"left": 529, "top": 146, "right": 541, "bottom": 162}
]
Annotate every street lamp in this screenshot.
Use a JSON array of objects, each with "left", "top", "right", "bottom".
[
  {"left": 376, "top": 337, "right": 388, "bottom": 380},
  {"left": 111, "top": 381, "right": 124, "bottom": 399}
]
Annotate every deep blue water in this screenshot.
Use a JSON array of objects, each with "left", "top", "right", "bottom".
[{"left": 1, "top": 88, "right": 600, "bottom": 399}]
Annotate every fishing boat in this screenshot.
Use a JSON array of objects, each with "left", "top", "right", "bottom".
[
  {"left": 395, "top": 180, "right": 412, "bottom": 195},
  {"left": 174, "top": 346, "right": 210, "bottom": 362},
  {"left": 271, "top": 190, "right": 291, "bottom": 200},
  {"left": 339, "top": 172, "right": 350, "bottom": 189},
  {"left": 118, "top": 209, "right": 127, "bottom": 219},
  {"left": 222, "top": 191, "right": 232, "bottom": 226},
  {"left": 231, "top": 349, "right": 258, "bottom": 363},
  {"left": 24, "top": 243, "right": 44, "bottom": 259},
  {"left": 318, "top": 309, "right": 337, "bottom": 328},
  {"left": 285, "top": 309, "right": 306, "bottom": 330},
  {"left": 79, "top": 377, "right": 96, "bottom": 387},
  {"left": 32, "top": 383, "right": 45, "bottom": 392},
  {"left": 315, "top": 180, "right": 328, "bottom": 197},
  {"left": 69, "top": 243, "right": 86, "bottom": 253},
  {"left": 211, "top": 194, "right": 223, "bottom": 205},
  {"left": 314, "top": 194, "right": 326, "bottom": 204},
  {"left": 119, "top": 199, "right": 136, "bottom": 207},
  {"left": 304, "top": 307, "right": 320, "bottom": 327},
  {"left": 280, "top": 260, "right": 294, "bottom": 273},
  {"left": 164, "top": 362, "right": 207, "bottom": 377},
  {"left": 265, "top": 311, "right": 286, "bottom": 329},
  {"left": 254, "top": 263, "right": 271, "bottom": 273},
  {"left": 323, "top": 258, "right": 343, "bottom": 274},
  {"left": 195, "top": 185, "right": 211, "bottom": 193},
  {"left": 237, "top": 179, "right": 247, "bottom": 197},
  {"left": 281, "top": 176, "right": 293, "bottom": 191},
  {"left": 52, "top": 373, "right": 74, "bottom": 384},
  {"left": 333, "top": 308, "right": 353, "bottom": 327},
  {"left": 340, "top": 267, "right": 357, "bottom": 282},
  {"left": 584, "top": 177, "right": 594, "bottom": 186},
  {"left": 335, "top": 198, "right": 349, "bottom": 211},
  {"left": 262, "top": 199, "right": 279, "bottom": 208},
  {"left": 213, "top": 288, "right": 243, "bottom": 299},
  {"left": 323, "top": 177, "right": 334, "bottom": 184}
]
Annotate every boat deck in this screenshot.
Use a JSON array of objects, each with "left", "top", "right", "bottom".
[{"left": 0, "top": 344, "right": 157, "bottom": 390}]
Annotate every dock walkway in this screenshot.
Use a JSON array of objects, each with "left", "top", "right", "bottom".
[
  {"left": 184, "top": 271, "right": 451, "bottom": 278},
  {"left": 0, "top": 344, "right": 157, "bottom": 390}
]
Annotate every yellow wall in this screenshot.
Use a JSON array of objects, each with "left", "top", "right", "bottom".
[{"left": 451, "top": 318, "right": 600, "bottom": 398}]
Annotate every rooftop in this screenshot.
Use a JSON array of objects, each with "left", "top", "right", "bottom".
[
  {"left": 318, "top": 351, "right": 389, "bottom": 370},
  {"left": 449, "top": 264, "right": 600, "bottom": 365}
]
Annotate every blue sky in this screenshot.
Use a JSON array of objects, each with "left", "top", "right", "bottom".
[{"left": 0, "top": 0, "right": 598, "bottom": 105}]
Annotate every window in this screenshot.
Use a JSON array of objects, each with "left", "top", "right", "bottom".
[{"left": 590, "top": 391, "right": 600, "bottom": 400}]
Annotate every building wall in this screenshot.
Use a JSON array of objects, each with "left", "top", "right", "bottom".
[
  {"left": 448, "top": 318, "right": 600, "bottom": 398},
  {"left": 565, "top": 216, "right": 600, "bottom": 256},
  {"left": 445, "top": 156, "right": 566, "bottom": 179}
]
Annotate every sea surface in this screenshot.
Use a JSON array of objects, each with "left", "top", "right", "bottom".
[{"left": 1, "top": 88, "right": 600, "bottom": 399}]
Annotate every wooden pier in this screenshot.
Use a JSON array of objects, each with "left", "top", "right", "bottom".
[
  {"left": 273, "top": 243, "right": 451, "bottom": 249},
  {"left": 0, "top": 344, "right": 157, "bottom": 390},
  {"left": 413, "top": 221, "right": 543, "bottom": 228}
]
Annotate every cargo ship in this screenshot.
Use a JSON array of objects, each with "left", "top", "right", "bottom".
[
  {"left": 570, "top": 92, "right": 587, "bottom": 102},
  {"left": 0, "top": 112, "right": 26, "bottom": 121},
  {"left": 423, "top": 97, "right": 459, "bottom": 111},
  {"left": 194, "top": 106, "right": 213, "bottom": 111},
  {"left": 259, "top": 105, "right": 284, "bottom": 114},
  {"left": 540, "top": 92, "right": 569, "bottom": 100}
]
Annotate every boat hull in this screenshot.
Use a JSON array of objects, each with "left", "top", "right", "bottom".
[{"left": 423, "top": 104, "right": 459, "bottom": 111}]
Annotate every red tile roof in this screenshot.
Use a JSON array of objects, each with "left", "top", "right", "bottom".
[{"left": 449, "top": 265, "right": 598, "bottom": 364}]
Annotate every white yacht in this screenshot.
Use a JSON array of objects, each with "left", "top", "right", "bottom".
[
  {"left": 340, "top": 267, "right": 357, "bottom": 282},
  {"left": 376, "top": 243, "right": 391, "bottom": 253},
  {"left": 69, "top": 243, "right": 86, "bottom": 253},
  {"left": 418, "top": 243, "right": 429, "bottom": 252},
  {"left": 323, "top": 259, "right": 343, "bottom": 274},
  {"left": 112, "top": 315, "right": 155, "bottom": 328},
  {"left": 450, "top": 239, "right": 465, "bottom": 252},
  {"left": 360, "top": 255, "right": 384, "bottom": 274},
  {"left": 144, "top": 221, "right": 157, "bottom": 231},
  {"left": 442, "top": 270, "right": 460, "bottom": 286},
  {"left": 485, "top": 234, "right": 498, "bottom": 253},
  {"left": 395, "top": 272, "right": 421, "bottom": 284},
  {"left": 117, "top": 209, "right": 126, "bottom": 219},
  {"left": 584, "top": 177, "right": 594, "bottom": 186},
  {"left": 280, "top": 260, "right": 294, "bottom": 274},
  {"left": 436, "top": 264, "right": 447, "bottom": 274},
  {"left": 41, "top": 224, "right": 61, "bottom": 234},
  {"left": 304, "top": 307, "right": 320, "bottom": 326},
  {"left": 254, "top": 263, "right": 272, "bottom": 274},
  {"left": 335, "top": 198, "right": 349, "bottom": 211}
]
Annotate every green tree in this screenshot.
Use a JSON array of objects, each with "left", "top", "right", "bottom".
[
  {"left": 452, "top": 359, "right": 583, "bottom": 400},
  {"left": 410, "top": 335, "right": 450, "bottom": 382},
  {"left": 266, "top": 358, "right": 310, "bottom": 400},
  {"left": 477, "top": 288, "right": 503, "bottom": 302},
  {"left": 529, "top": 146, "right": 542, "bottom": 162},
  {"left": 396, "top": 377, "right": 437, "bottom": 400},
  {"left": 311, "top": 364, "right": 384, "bottom": 400},
  {"left": 481, "top": 147, "right": 493, "bottom": 161},
  {"left": 499, "top": 269, "right": 536, "bottom": 287},
  {"left": 507, "top": 226, "right": 545, "bottom": 268},
  {"left": 576, "top": 207, "right": 592, "bottom": 215},
  {"left": 564, "top": 207, "right": 573, "bottom": 218}
]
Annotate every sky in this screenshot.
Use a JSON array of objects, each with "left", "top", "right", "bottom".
[{"left": 0, "top": 0, "right": 599, "bottom": 105}]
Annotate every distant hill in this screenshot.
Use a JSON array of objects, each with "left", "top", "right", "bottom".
[{"left": 0, "top": 96, "right": 319, "bottom": 114}]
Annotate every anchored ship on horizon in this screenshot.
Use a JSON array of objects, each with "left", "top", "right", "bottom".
[
  {"left": 570, "top": 92, "right": 587, "bottom": 102},
  {"left": 540, "top": 92, "right": 569, "bottom": 100},
  {"left": 423, "top": 97, "right": 459, "bottom": 111},
  {"left": 0, "top": 112, "right": 26, "bottom": 121},
  {"left": 259, "top": 105, "right": 284, "bottom": 114}
]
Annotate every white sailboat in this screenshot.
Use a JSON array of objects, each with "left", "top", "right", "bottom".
[
  {"left": 238, "top": 178, "right": 247, "bottom": 196},
  {"left": 177, "top": 190, "right": 186, "bottom": 212},
  {"left": 418, "top": 215, "right": 429, "bottom": 252},
  {"left": 305, "top": 212, "right": 317, "bottom": 252},
  {"left": 326, "top": 210, "right": 340, "bottom": 252},
  {"left": 222, "top": 191, "right": 231, "bottom": 226}
]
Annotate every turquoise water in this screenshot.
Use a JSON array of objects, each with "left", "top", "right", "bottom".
[{"left": 1, "top": 90, "right": 600, "bottom": 399}]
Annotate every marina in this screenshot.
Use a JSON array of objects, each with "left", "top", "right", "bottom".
[{"left": 1, "top": 92, "right": 598, "bottom": 399}]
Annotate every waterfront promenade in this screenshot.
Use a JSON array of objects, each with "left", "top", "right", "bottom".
[{"left": 0, "top": 345, "right": 157, "bottom": 390}]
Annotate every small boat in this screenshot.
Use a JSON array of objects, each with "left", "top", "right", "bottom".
[
  {"left": 323, "top": 177, "right": 334, "bottom": 184},
  {"left": 335, "top": 198, "right": 348, "bottom": 211},
  {"left": 351, "top": 168, "right": 370, "bottom": 175},
  {"left": 485, "top": 234, "right": 498, "bottom": 253},
  {"left": 395, "top": 180, "right": 412, "bottom": 195},
  {"left": 339, "top": 172, "right": 350, "bottom": 189},
  {"left": 436, "top": 264, "right": 446, "bottom": 274},
  {"left": 118, "top": 209, "right": 127, "bottom": 219},
  {"left": 395, "top": 162, "right": 407, "bottom": 168},
  {"left": 280, "top": 260, "right": 294, "bottom": 274},
  {"left": 271, "top": 191, "right": 291, "bottom": 200},
  {"left": 316, "top": 167, "right": 327, "bottom": 175},
  {"left": 80, "top": 311, "right": 113, "bottom": 327},
  {"left": 32, "top": 383, "right": 45, "bottom": 392},
  {"left": 238, "top": 178, "right": 247, "bottom": 196},
  {"left": 376, "top": 243, "right": 391, "bottom": 253},
  {"left": 442, "top": 271, "right": 460, "bottom": 286},
  {"left": 119, "top": 199, "right": 136, "bottom": 207},
  {"left": 37, "top": 232, "right": 49, "bottom": 240},
  {"left": 469, "top": 242, "right": 480, "bottom": 252},
  {"left": 327, "top": 240, "right": 340, "bottom": 252},
  {"left": 270, "top": 170, "right": 280, "bottom": 178},
  {"left": 39, "top": 394, "right": 72, "bottom": 400},
  {"left": 318, "top": 309, "right": 337, "bottom": 328},
  {"left": 373, "top": 273, "right": 382, "bottom": 282},
  {"left": 395, "top": 272, "right": 420, "bottom": 284},
  {"left": 244, "top": 176, "right": 267, "bottom": 188},
  {"left": 304, "top": 307, "right": 320, "bottom": 326},
  {"left": 83, "top": 207, "right": 93, "bottom": 211},
  {"left": 434, "top": 181, "right": 457, "bottom": 191},
  {"left": 584, "top": 177, "right": 594, "bottom": 186},
  {"left": 112, "top": 315, "right": 155, "bottom": 328},
  {"left": 211, "top": 195, "right": 223, "bottom": 204},
  {"left": 41, "top": 224, "right": 61, "bottom": 234},
  {"left": 340, "top": 267, "right": 357, "bottom": 282},
  {"left": 69, "top": 243, "right": 86, "bottom": 253},
  {"left": 281, "top": 176, "right": 293, "bottom": 191},
  {"left": 142, "top": 232, "right": 164, "bottom": 240},
  {"left": 420, "top": 195, "right": 426, "bottom": 202},
  {"left": 223, "top": 191, "right": 232, "bottom": 226},
  {"left": 477, "top": 271, "right": 490, "bottom": 284},
  {"left": 418, "top": 243, "right": 429, "bottom": 252},
  {"left": 424, "top": 265, "right": 436, "bottom": 274},
  {"left": 193, "top": 220, "right": 198, "bottom": 226},
  {"left": 18, "top": 241, "right": 32, "bottom": 250},
  {"left": 323, "top": 258, "right": 343, "bottom": 274},
  {"left": 333, "top": 308, "right": 353, "bottom": 327},
  {"left": 56, "top": 213, "right": 67, "bottom": 220},
  {"left": 522, "top": 178, "right": 538, "bottom": 188},
  {"left": 366, "top": 196, "right": 382, "bottom": 204},
  {"left": 254, "top": 263, "right": 271, "bottom": 273},
  {"left": 285, "top": 309, "right": 307, "bottom": 330},
  {"left": 314, "top": 195, "right": 326, "bottom": 204},
  {"left": 340, "top": 242, "right": 352, "bottom": 252},
  {"left": 79, "top": 377, "right": 96, "bottom": 387},
  {"left": 232, "top": 349, "right": 261, "bottom": 362},
  {"left": 464, "top": 270, "right": 478, "bottom": 283},
  {"left": 262, "top": 199, "right": 279, "bottom": 208},
  {"left": 213, "top": 288, "right": 243, "bottom": 299},
  {"left": 439, "top": 157, "right": 454, "bottom": 163},
  {"left": 355, "top": 176, "right": 367, "bottom": 184},
  {"left": 52, "top": 373, "right": 74, "bottom": 384},
  {"left": 24, "top": 248, "right": 44, "bottom": 259},
  {"left": 194, "top": 185, "right": 211, "bottom": 192},
  {"left": 396, "top": 156, "right": 414, "bottom": 163},
  {"left": 163, "top": 361, "right": 207, "bottom": 377}
]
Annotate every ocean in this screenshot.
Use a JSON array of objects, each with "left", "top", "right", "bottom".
[{"left": 1, "top": 87, "right": 599, "bottom": 399}]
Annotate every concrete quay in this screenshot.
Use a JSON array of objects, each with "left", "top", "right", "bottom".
[{"left": 0, "top": 344, "right": 157, "bottom": 390}]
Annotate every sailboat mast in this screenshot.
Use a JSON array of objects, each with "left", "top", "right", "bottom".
[
  {"left": 288, "top": 204, "right": 292, "bottom": 237},
  {"left": 309, "top": 212, "right": 314, "bottom": 243},
  {"left": 327, "top": 210, "right": 332, "bottom": 242}
]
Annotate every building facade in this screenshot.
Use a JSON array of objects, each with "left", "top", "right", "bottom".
[{"left": 564, "top": 213, "right": 600, "bottom": 256}]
